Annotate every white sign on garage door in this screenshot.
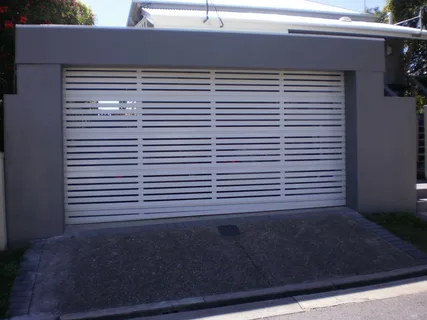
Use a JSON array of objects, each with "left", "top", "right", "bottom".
[{"left": 63, "top": 68, "right": 346, "bottom": 224}]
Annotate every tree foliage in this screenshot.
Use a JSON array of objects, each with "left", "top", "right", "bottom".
[
  {"left": 384, "top": 0, "right": 426, "bottom": 24},
  {"left": 365, "top": 6, "right": 388, "bottom": 23},
  {"left": 383, "top": 0, "right": 427, "bottom": 75},
  {"left": 367, "top": 1, "right": 427, "bottom": 109},
  {"left": 0, "top": 0, "right": 95, "bottom": 97}
]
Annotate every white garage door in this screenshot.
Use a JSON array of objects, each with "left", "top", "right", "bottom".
[{"left": 63, "top": 68, "right": 346, "bottom": 224}]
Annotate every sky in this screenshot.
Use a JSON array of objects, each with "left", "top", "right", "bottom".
[{"left": 79, "top": 0, "right": 386, "bottom": 27}]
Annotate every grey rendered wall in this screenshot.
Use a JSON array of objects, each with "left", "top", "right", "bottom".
[
  {"left": 379, "top": 97, "right": 416, "bottom": 212},
  {"left": 5, "top": 25, "right": 415, "bottom": 244},
  {"left": 5, "top": 65, "right": 64, "bottom": 244},
  {"left": 346, "top": 71, "right": 416, "bottom": 213},
  {"left": 15, "top": 26, "right": 384, "bottom": 72}
]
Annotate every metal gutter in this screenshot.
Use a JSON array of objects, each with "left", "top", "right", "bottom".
[
  {"left": 141, "top": 9, "right": 427, "bottom": 40},
  {"left": 127, "top": 0, "right": 375, "bottom": 26}
]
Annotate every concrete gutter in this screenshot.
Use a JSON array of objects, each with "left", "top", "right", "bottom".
[
  {"left": 0, "top": 153, "right": 7, "bottom": 250},
  {"left": 58, "top": 264, "right": 427, "bottom": 320}
]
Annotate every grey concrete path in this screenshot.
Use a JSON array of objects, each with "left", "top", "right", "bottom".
[
  {"left": 131, "top": 276, "right": 427, "bottom": 320},
  {"left": 266, "top": 289, "right": 427, "bottom": 320},
  {"left": 11, "top": 276, "right": 427, "bottom": 320},
  {"left": 13, "top": 208, "right": 427, "bottom": 316}
]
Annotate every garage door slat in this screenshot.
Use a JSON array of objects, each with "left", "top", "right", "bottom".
[
  {"left": 63, "top": 68, "right": 346, "bottom": 224},
  {"left": 217, "top": 190, "right": 281, "bottom": 198}
]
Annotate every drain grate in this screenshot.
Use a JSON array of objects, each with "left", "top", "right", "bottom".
[{"left": 217, "top": 225, "right": 241, "bottom": 237}]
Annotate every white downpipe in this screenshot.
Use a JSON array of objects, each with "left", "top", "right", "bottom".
[
  {"left": 388, "top": 12, "right": 393, "bottom": 25},
  {"left": 0, "top": 153, "right": 6, "bottom": 250}
]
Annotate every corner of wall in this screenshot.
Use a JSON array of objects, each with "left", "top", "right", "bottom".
[
  {"left": 344, "top": 71, "right": 358, "bottom": 211},
  {"left": 356, "top": 73, "right": 417, "bottom": 214},
  {"left": 4, "top": 64, "right": 65, "bottom": 245}
]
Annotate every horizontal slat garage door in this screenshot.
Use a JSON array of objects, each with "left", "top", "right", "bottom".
[{"left": 63, "top": 68, "right": 346, "bottom": 224}]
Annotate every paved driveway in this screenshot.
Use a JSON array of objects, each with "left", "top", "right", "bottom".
[{"left": 25, "top": 208, "right": 423, "bottom": 315}]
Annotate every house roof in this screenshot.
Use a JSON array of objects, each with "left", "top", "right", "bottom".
[
  {"left": 139, "top": 8, "right": 427, "bottom": 40},
  {"left": 127, "top": 0, "right": 374, "bottom": 26}
]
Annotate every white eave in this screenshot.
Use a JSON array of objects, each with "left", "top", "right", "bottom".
[
  {"left": 140, "top": 0, "right": 361, "bottom": 14},
  {"left": 128, "top": 0, "right": 374, "bottom": 26},
  {"left": 142, "top": 8, "right": 427, "bottom": 40}
]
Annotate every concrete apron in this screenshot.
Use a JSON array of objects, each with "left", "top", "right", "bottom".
[
  {"left": 10, "top": 208, "right": 427, "bottom": 320},
  {"left": 56, "top": 267, "right": 427, "bottom": 320}
]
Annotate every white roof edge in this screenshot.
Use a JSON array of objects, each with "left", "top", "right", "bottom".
[
  {"left": 142, "top": 9, "right": 427, "bottom": 40},
  {"left": 127, "top": 1, "right": 139, "bottom": 26},
  {"left": 136, "top": 0, "right": 364, "bottom": 14},
  {"left": 128, "top": 0, "right": 375, "bottom": 26}
]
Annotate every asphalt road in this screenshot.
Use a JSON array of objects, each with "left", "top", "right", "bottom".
[{"left": 265, "top": 291, "right": 427, "bottom": 320}]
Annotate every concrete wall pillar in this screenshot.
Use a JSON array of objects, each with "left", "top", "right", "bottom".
[
  {"left": 4, "top": 64, "right": 64, "bottom": 245},
  {"left": 346, "top": 71, "right": 416, "bottom": 213}
]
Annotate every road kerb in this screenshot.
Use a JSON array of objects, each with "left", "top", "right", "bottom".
[{"left": 59, "top": 264, "right": 427, "bottom": 320}]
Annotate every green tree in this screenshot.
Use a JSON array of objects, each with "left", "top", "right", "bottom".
[
  {"left": 384, "top": 0, "right": 427, "bottom": 75},
  {"left": 369, "top": 2, "right": 427, "bottom": 108},
  {"left": 382, "top": 1, "right": 427, "bottom": 109},
  {"left": 0, "top": 0, "right": 95, "bottom": 150},
  {"left": 365, "top": 6, "right": 388, "bottom": 23}
]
